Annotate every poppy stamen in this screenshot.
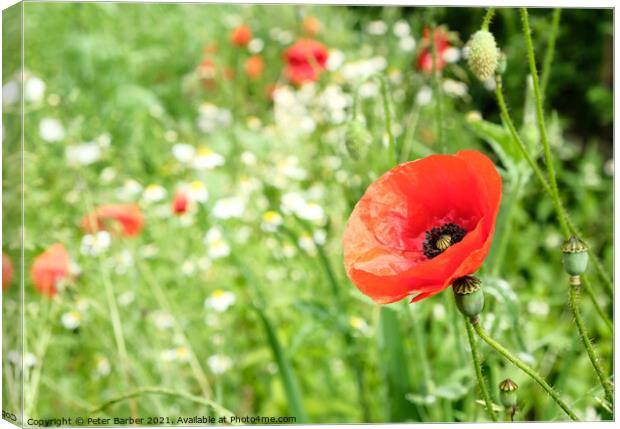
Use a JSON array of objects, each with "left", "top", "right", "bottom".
[{"left": 423, "top": 223, "right": 466, "bottom": 259}]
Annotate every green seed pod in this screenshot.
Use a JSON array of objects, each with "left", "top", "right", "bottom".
[
  {"left": 345, "top": 119, "right": 372, "bottom": 160},
  {"left": 452, "top": 276, "right": 484, "bottom": 318},
  {"left": 466, "top": 30, "right": 499, "bottom": 81},
  {"left": 498, "top": 378, "right": 518, "bottom": 408},
  {"left": 560, "top": 236, "right": 589, "bottom": 276}
]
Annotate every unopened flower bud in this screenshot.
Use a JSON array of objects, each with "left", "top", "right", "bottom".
[
  {"left": 345, "top": 119, "right": 372, "bottom": 160},
  {"left": 498, "top": 378, "right": 518, "bottom": 408},
  {"left": 466, "top": 30, "right": 499, "bottom": 81},
  {"left": 452, "top": 276, "right": 484, "bottom": 318},
  {"left": 560, "top": 236, "right": 589, "bottom": 276}
]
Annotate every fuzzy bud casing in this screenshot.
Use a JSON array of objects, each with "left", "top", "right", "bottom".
[
  {"left": 466, "top": 30, "right": 499, "bottom": 81},
  {"left": 345, "top": 119, "right": 372, "bottom": 160},
  {"left": 452, "top": 276, "right": 484, "bottom": 318},
  {"left": 560, "top": 236, "right": 589, "bottom": 276},
  {"left": 498, "top": 378, "right": 518, "bottom": 408}
]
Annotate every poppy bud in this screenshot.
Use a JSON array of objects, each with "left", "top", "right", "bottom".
[
  {"left": 498, "top": 378, "right": 518, "bottom": 408},
  {"left": 452, "top": 276, "right": 484, "bottom": 319},
  {"left": 345, "top": 119, "right": 372, "bottom": 160},
  {"left": 560, "top": 236, "right": 589, "bottom": 277},
  {"left": 466, "top": 30, "right": 499, "bottom": 81}
]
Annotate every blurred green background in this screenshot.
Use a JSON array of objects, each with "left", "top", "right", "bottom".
[{"left": 2, "top": 3, "right": 613, "bottom": 425}]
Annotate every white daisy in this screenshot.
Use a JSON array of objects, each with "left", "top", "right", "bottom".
[
  {"left": 39, "top": 118, "right": 65, "bottom": 142},
  {"left": 349, "top": 316, "right": 370, "bottom": 334},
  {"left": 204, "top": 227, "right": 230, "bottom": 259},
  {"left": 172, "top": 143, "right": 196, "bottom": 163},
  {"left": 298, "top": 233, "right": 316, "bottom": 255},
  {"left": 187, "top": 180, "right": 209, "bottom": 203},
  {"left": 416, "top": 86, "right": 433, "bottom": 106},
  {"left": 80, "top": 231, "right": 111, "bottom": 256},
  {"left": 93, "top": 355, "right": 111, "bottom": 378},
  {"left": 212, "top": 196, "right": 245, "bottom": 219},
  {"left": 142, "top": 184, "right": 167, "bottom": 203},
  {"left": 24, "top": 76, "right": 46, "bottom": 103},
  {"left": 117, "top": 179, "right": 143, "bottom": 200},
  {"left": 366, "top": 20, "right": 388, "bottom": 36},
  {"left": 261, "top": 211, "right": 283, "bottom": 232},
  {"left": 207, "top": 354, "right": 232, "bottom": 374},
  {"left": 240, "top": 151, "right": 257, "bottom": 166},
  {"left": 65, "top": 141, "right": 101, "bottom": 166},
  {"left": 61, "top": 311, "right": 82, "bottom": 330},
  {"left": 204, "top": 290, "right": 236, "bottom": 312},
  {"left": 399, "top": 36, "right": 416, "bottom": 52},
  {"left": 393, "top": 20, "right": 411, "bottom": 38},
  {"left": 192, "top": 146, "right": 225, "bottom": 170}
]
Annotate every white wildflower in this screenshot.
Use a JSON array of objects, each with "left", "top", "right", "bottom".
[{"left": 204, "top": 290, "right": 236, "bottom": 312}]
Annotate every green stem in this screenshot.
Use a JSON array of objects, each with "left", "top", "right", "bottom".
[
  {"left": 464, "top": 318, "right": 498, "bottom": 421},
  {"left": 429, "top": 23, "right": 444, "bottom": 152},
  {"left": 540, "top": 9, "right": 561, "bottom": 99},
  {"left": 376, "top": 74, "right": 397, "bottom": 165},
  {"left": 495, "top": 75, "right": 553, "bottom": 196},
  {"left": 495, "top": 75, "right": 612, "bottom": 324},
  {"left": 137, "top": 260, "right": 213, "bottom": 399},
  {"left": 580, "top": 276, "right": 613, "bottom": 331},
  {"left": 568, "top": 278, "right": 614, "bottom": 404},
  {"left": 481, "top": 8, "right": 496, "bottom": 31},
  {"left": 520, "top": 7, "right": 569, "bottom": 236},
  {"left": 90, "top": 386, "right": 235, "bottom": 417},
  {"left": 472, "top": 321, "right": 580, "bottom": 421}
]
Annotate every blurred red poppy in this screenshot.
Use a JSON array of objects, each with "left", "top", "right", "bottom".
[
  {"left": 343, "top": 150, "right": 501, "bottom": 304},
  {"left": 244, "top": 55, "right": 264, "bottom": 80},
  {"left": 416, "top": 27, "right": 451, "bottom": 74},
  {"left": 171, "top": 191, "right": 189, "bottom": 215},
  {"left": 2, "top": 252, "right": 12, "bottom": 291},
  {"left": 31, "top": 243, "right": 70, "bottom": 298},
  {"left": 230, "top": 25, "right": 252, "bottom": 47},
  {"left": 284, "top": 38, "right": 329, "bottom": 85},
  {"left": 303, "top": 15, "right": 320, "bottom": 36},
  {"left": 82, "top": 204, "right": 145, "bottom": 238}
]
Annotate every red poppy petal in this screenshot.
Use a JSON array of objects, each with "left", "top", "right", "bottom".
[{"left": 343, "top": 150, "right": 501, "bottom": 304}]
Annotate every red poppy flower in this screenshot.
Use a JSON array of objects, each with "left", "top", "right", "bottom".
[
  {"left": 31, "top": 243, "right": 70, "bottom": 298},
  {"left": 2, "top": 252, "right": 12, "bottom": 291},
  {"left": 416, "top": 27, "right": 451, "bottom": 74},
  {"left": 343, "top": 150, "right": 501, "bottom": 305},
  {"left": 284, "top": 38, "right": 329, "bottom": 85},
  {"left": 171, "top": 191, "right": 189, "bottom": 215},
  {"left": 230, "top": 25, "right": 252, "bottom": 47},
  {"left": 244, "top": 55, "right": 264, "bottom": 80},
  {"left": 82, "top": 204, "right": 145, "bottom": 238}
]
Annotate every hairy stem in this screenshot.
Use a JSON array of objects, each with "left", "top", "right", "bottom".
[
  {"left": 90, "top": 386, "right": 234, "bottom": 417},
  {"left": 465, "top": 318, "right": 498, "bottom": 421},
  {"left": 520, "top": 7, "right": 569, "bottom": 236},
  {"left": 481, "top": 8, "right": 496, "bottom": 31},
  {"left": 568, "top": 278, "right": 614, "bottom": 404},
  {"left": 376, "top": 74, "right": 397, "bottom": 165},
  {"left": 540, "top": 8, "right": 561, "bottom": 98},
  {"left": 472, "top": 321, "right": 579, "bottom": 421},
  {"left": 495, "top": 75, "right": 612, "bottom": 325}
]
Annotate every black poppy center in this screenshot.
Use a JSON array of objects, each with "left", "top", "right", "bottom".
[{"left": 423, "top": 223, "right": 466, "bottom": 259}]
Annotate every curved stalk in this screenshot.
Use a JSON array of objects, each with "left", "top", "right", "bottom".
[
  {"left": 429, "top": 22, "right": 444, "bottom": 152},
  {"left": 464, "top": 318, "right": 498, "bottom": 421},
  {"left": 520, "top": 8, "right": 569, "bottom": 236},
  {"left": 90, "top": 386, "right": 234, "bottom": 417},
  {"left": 494, "top": 76, "right": 612, "bottom": 327},
  {"left": 540, "top": 9, "right": 561, "bottom": 98},
  {"left": 472, "top": 321, "right": 579, "bottom": 421},
  {"left": 568, "top": 278, "right": 614, "bottom": 404}
]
